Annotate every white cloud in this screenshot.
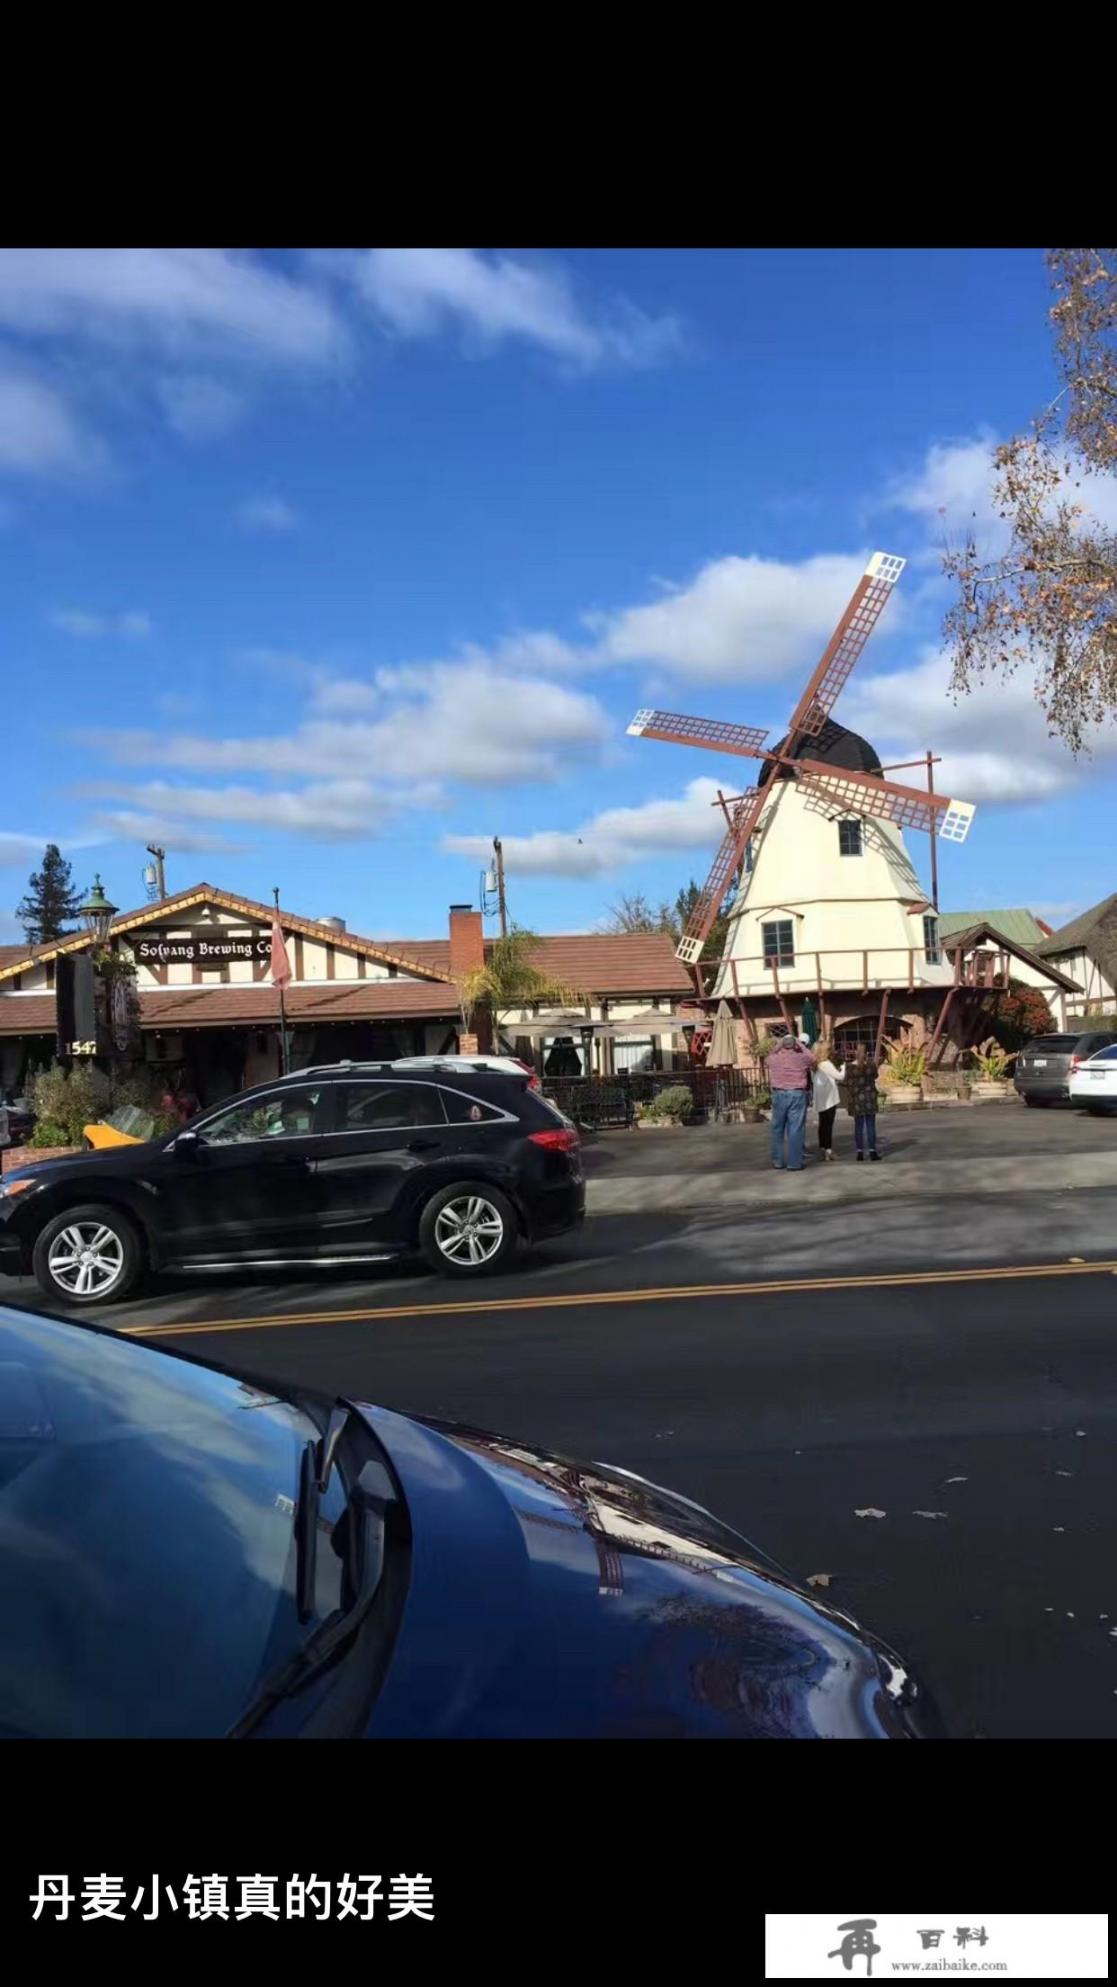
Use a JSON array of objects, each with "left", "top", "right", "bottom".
[
  {"left": 888, "top": 431, "right": 1117, "bottom": 560},
  {"left": 0, "top": 248, "right": 346, "bottom": 366},
  {"left": 236, "top": 494, "right": 299, "bottom": 533},
  {"left": 348, "top": 248, "right": 683, "bottom": 370},
  {"left": 157, "top": 373, "right": 246, "bottom": 441},
  {"left": 845, "top": 645, "right": 1117, "bottom": 805},
  {"left": 445, "top": 776, "right": 726, "bottom": 878},
  {"left": 88, "top": 811, "right": 244, "bottom": 854},
  {"left": 79, "top": 666, "right": 610, "bottom": 852},
  {"left": 587, "top": 551, "right": 877, "bottom": 682},
  {"left": 49, "top": 607, "right": 152, "bottom": 639},
  {"left": 0, "top": 364, "right": 101, "bottom": 477},
  {"left": 0, "top": 829, "right": 103, "bottom": 868}
]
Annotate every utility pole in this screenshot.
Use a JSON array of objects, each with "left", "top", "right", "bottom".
[
  {"left": 144, "top": 844, "right": 167, "bottom": 900},
  {"left": 493, "top": 836, "right": 508, "bottom": 937}
]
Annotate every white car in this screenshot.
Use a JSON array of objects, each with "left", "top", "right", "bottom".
[
  {"left": 1068, "top": 1043, "right": 1117, "bottom": 1115},
  {"left": 390, "top": 1054, "right": 541, "bottom": 1091}
]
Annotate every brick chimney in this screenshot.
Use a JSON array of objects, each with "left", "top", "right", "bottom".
[
  {"left": 449, "top": 903, "right": 485, "bottom": 979},
  {"left": 449, "top": 904, "right": 488, "bottom": 1051}
]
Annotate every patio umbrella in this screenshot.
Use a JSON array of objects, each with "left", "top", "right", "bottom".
[
  {"left": 707, "top": 999, "right": 737, "bottom": 1067},
  {"left": 800, "top": 995, "right": 820, "bottom": 1044}
]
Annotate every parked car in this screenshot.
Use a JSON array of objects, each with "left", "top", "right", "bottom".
[
  {"left": 1013, "top": 1027, "right": 1117, "bottom": 1105},
  {"left": 0, "top": 1062, "right": 584, "bottom": 1307},
  {"left": 0, "top": 1305, "right": 943, "bottom": 1738},
  {"left": 0, "top": 1099, "right": 35, "bottom": 1151},
  {"left": 1068, "top": 1042, "right": 1117, "bottom": 1115},
  {"left": 391, "top": 1052, "right": 541, "bottom": 1090}
]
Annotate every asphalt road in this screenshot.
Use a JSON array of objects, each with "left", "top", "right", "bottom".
[
  {"left": 100, "top": 1262, "right": 1117, "bottom": 1740},
  {"left": 4, "top": 1103, "right": 1116, "bottom": 1739}
]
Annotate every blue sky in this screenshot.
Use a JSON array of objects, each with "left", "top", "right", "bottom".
[{"left": 2, "top": 247, "right": 1114, "bottom": 945}]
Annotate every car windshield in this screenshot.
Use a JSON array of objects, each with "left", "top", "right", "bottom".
[
  {"left": 105, "top": 1105, "right": 156, "bottom": 1139},
  {"left": 0, "top": 1310, "right": 347, "bottom": 1738}
]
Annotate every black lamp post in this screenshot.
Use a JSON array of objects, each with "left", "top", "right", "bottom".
[{"left": 579, "top": 1023, "right": 595, "bottom": 1076}]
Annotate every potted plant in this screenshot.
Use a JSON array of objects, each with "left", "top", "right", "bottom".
[
  {"left": 966, "top": 1037, "right": 1017, "bottom": 1099},
  {"left": 635, "top": 1083, "right": 695, "bottom": 1128},
  {"left": 880, "top": 1039, "right": 926, "bottom": 1106}
]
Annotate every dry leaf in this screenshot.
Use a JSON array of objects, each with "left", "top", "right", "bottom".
[
  {"left": 913, "top": 1509, "right": 949, "bottom": 1519},
  {"left": 944, "top": 1475, "right": 968, "bottom": 1483},
  {"left": 854, "top": 1507, "right": 886, "bottom": 1519},
  {"left": 805, "top": 1573, "right": 831, "bottom": 1588}
]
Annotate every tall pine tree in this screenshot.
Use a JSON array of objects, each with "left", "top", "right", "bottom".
[{"left": 17, "top": 843, "right": 82, "bottom": 945}]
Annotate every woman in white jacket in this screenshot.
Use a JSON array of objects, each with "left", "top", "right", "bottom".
[{"left": 811, "top": 1042, "right": 846, "bottom": 1160}]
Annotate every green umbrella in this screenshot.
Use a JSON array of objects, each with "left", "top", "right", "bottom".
[{"left": 800, "top": 996, "right": 820, "bottom": 1044}]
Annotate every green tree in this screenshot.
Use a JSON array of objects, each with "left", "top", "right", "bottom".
[
  {"left": 943, "top": 248, "right": 1117, "bottom": 750},
  {"left": 670, "top": 877, "right": 734, "bottom": 963},
  {"left": 458, "top": 925, "right": 580, "bottom": 1049},
  {"left": 17, "top": 843, "right": 82, "bottom": 945},
  {"left": 603, "top": 892, "right": 673, "bottom": 934}
]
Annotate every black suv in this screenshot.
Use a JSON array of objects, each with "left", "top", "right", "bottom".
[{"left": 0, "top": 1062, "right": 585, "bottom": 1308}]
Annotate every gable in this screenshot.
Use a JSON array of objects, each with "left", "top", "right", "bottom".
[{"left": 0, "top": 884, "right": 455, "bottom": 988}]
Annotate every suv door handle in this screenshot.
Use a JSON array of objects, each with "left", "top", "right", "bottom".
[{"left": 407, "top": 1137, "right": 439, "bottom": 1152}]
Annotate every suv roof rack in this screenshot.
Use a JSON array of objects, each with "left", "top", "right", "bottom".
[{"left": 278, "top": 1059, "right": 398, "bottom": 1079}]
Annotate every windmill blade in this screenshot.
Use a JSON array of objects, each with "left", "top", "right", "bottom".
[
  {"left": 796, "top": 762, "right": 976, "bottom": 842},
  {"left": 786, "top": 551, "right": 906, "bottom": 741},
  {"left": 627, "top": 709, "right": 769, "bottom": 759},
  {"left": 674, "top": 787, "right": 769, "bottom": 965}
]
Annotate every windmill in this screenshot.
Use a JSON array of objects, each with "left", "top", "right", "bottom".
[{"left": 627, "top": 552, "right": 976, "bottom": 970}]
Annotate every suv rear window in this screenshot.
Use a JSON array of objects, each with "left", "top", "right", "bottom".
[
  {"left": 337, "top": 1082, "right": 446, "bottom": 1129},
  {"left": 1028, "top": 1036, "right": 1079, "bottom": 1051},
  {"left": 440, "top": 1088, "right": 511, "bottom": 1124}
]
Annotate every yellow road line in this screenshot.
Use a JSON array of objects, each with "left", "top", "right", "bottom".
[{"left": 119, "top": 1256, "right": 1117, "bottom": 1339}]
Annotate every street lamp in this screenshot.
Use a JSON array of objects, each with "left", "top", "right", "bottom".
[{"left": 80, "top": 875, "right": 118, "bottom": 943}]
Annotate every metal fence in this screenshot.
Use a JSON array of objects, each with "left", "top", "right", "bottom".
[{"left": 544, "top": 1065, "right": 765, "bottom": 1128}]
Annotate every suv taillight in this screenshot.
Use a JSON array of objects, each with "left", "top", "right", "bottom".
[
  {"left": 1070, "top": 1056, "right": 1081, "bottom": 1069},
  {"left": 529, "top": 1128, "right": 580, "bottom": 1151}
]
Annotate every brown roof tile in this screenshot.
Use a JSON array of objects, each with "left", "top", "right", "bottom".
[{"left": 380, "top": 930, "right": 692, "bottom": 996}]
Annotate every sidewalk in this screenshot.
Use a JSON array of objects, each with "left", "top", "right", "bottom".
[{"left": 582, "top": 1111, "right": 1117, "bottom": 1215}]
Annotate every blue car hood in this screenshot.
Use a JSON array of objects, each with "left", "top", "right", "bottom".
[{"left": 358, "top": 1405, "right": 940, "bottom": 1739}]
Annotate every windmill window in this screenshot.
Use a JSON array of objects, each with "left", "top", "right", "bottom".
[
  {"left": 762, "top": 919, "right": 795, "bottom": 967},
  {"left": 743, "top": 838, "right": 754, "bottom": 875},
  {"left": 837, "top": 819, "right": 862, "bottom": 857},
  {"left": 923, "top": 914, "right": 941, "bottom": 964}
]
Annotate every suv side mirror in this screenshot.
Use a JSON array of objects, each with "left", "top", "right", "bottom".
[{"left": 172, "top": 1127, "right": 202, "bottom": 1158}]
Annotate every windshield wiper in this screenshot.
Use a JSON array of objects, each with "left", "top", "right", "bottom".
[
  {"left": 227, "top": 1451, "right": 395, "bottom": 1740},
  {"left": 293, "top": 1403, "right": 354, "bottom": 1622}
]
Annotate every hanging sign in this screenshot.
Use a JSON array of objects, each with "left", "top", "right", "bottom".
[{"left": 134, "top": 929, "right": 272, "bottom": 966}]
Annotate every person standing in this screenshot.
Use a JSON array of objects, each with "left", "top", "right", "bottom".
[
  {"left": 846, "top": 1045, "right": 881, "bottom": 1160},
  {"left": 765, "top": 1028, "right": 817, "bottom": 1171},
  {"left": 812, "top": 1042, "right": 846, "bottom": 1160}
]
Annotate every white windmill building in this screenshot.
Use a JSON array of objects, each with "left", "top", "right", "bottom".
[{"left": 628, "top": 553, "right": 1076, "bottom": 1062}]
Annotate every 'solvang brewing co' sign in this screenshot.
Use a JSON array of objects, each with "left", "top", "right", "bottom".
[{"left": 134, "top": 929, "right": 272, "bottom": 967}]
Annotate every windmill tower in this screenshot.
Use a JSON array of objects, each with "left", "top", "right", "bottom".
[{"left": 627, "top": 552, "right": 980, "bottom": 1059}]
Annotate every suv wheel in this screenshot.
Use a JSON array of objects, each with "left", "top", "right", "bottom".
[
  {"left": 419, "top": 1183, "right": 517, "bottom": 1277},
  {"left": 32, "top": 1203, "right": 144, "bottom": 1306}
]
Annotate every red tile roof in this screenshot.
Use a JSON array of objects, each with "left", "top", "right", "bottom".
[
  {"left": 378, "top": 930, "right": 691, "bottom": 996},
  {"left": 0, "top": 980, "right": 460, "bottom": 1035}
]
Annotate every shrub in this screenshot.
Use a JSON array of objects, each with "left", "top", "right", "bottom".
[
  {"left": 966, "top": 1036, "right": 1016, "bottom": 1080},
  {"left": 639, "top": 1084, "right": 695, "bottom": 1122},
  {"left": 882, "top": 1040, "right": 927, "bottom": 1085},
  {"left": 27, "top": 1063, "right": 110, "bottom": 1146},
  {"left": 988, "top": 980, "right": 1055, "bottom": 1050}
]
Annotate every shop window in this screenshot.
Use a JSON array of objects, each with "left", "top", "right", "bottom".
[
  {"left": 762, "top": 919, "right": 795, "bottom": 967},
  {"left": 838, "top": 819, "right": 862, "bottom": 857}
]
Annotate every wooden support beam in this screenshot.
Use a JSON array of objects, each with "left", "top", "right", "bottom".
[
  {"left": 874, "top": 987, "right": 890, "bottom": 1063},
  {"left": 862, "top": 948, "right": 869, "bottom": 995},
  {"left": 927, "top": 984, "right": 957, "bottom": 1063},
  {"left": 907, "top": 946, "right": 914, "bottom": 993},
  {"left": 770, "top": 960, "right": 794, "bottom": 1033}
]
